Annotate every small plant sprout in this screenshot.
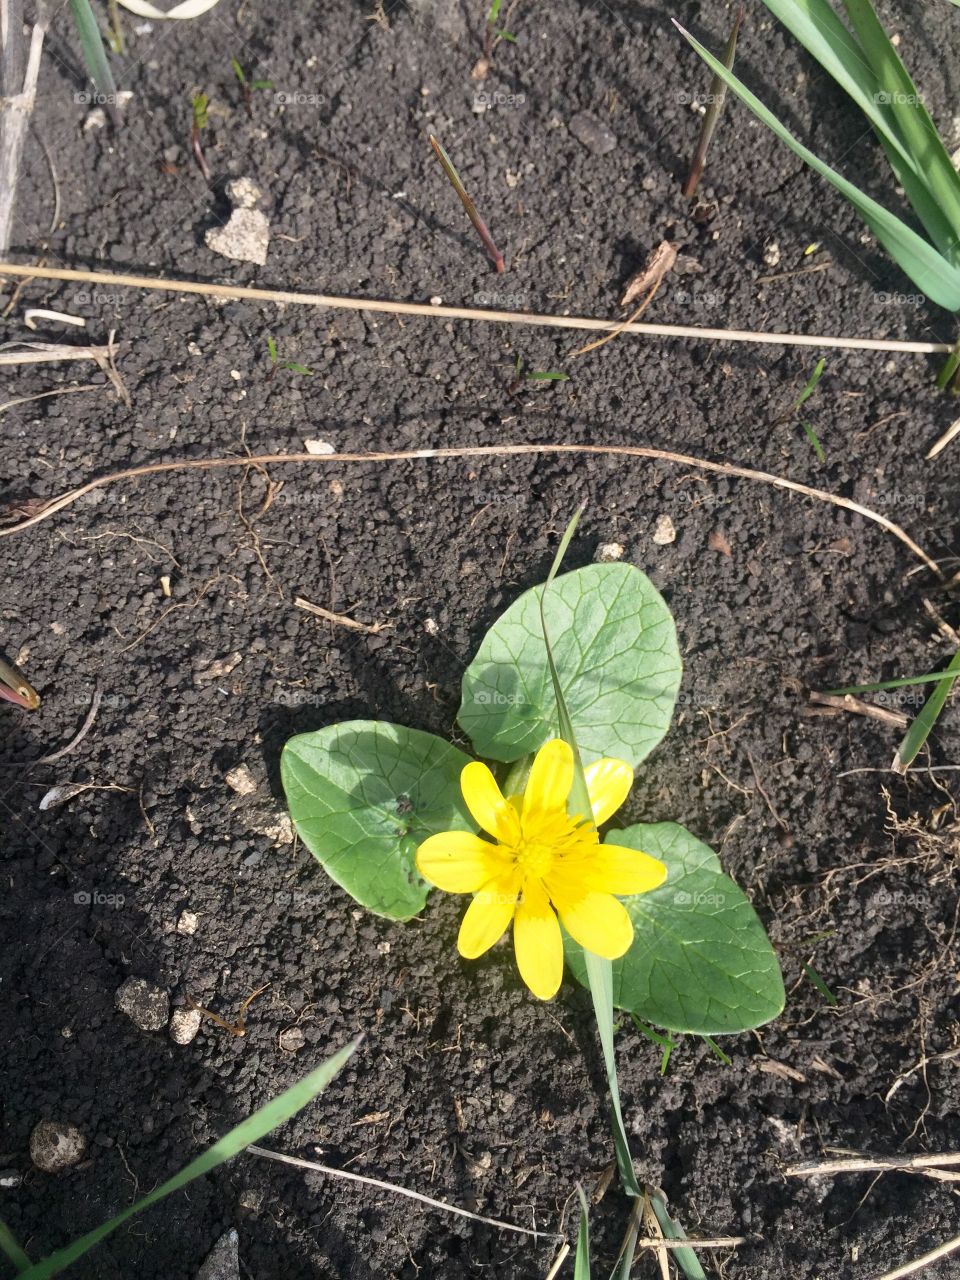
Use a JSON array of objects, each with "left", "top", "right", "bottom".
[
  {"left": 484, "top": 0, "right": 516, "bottom": 57},
  {"left": 0, "top": 655, "right": 40, "bottom": 710},
  {"left": 69, "top": 0, "right": 122, "bottom": 126},
  {"left": 429, "top": 134, "right": 505, "bottom": 273},
  {"left": 682, "top": 4, "right": 743, "bottom": 199},
  {"left": 266, "top": 335, "right": 313, "bottom": 379},
  {"left": 777, "top": 357, "right": 826, "bottom": 460},
  {"left": 507, "top": 354, "right": 569, "bottom": 394},
  {"left": 190, "top": 92, "right": 212, "bottom": 181},
  {"left": 231, "top": 57, "right": 273, "bottom": 116}
]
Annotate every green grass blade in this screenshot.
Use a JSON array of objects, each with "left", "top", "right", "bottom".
[
  {"left": 802, "top": 421, "right": 826, "bottom": 461},
  {"left": 574, "top": 1186, "right": 591, "bottom": 1280},
  {"left": 827, "top": 671, "right": 960, "bottom": 694},
  {"left": 841, "top": 0, "right": 960, "bottom": 241},
  {"left": 761, "top": 0, "right": 960, "bottom": 256},
  {"left": 68, "top": 0, "right": 121, "bottom": 125},
  {"left": 802, "top": 962, "right": 838, "bottom": 1005},
  {"left": 19, "top": 1039, "right": 361, "bottom": 1280},
  {"left": 795, "top": 357, "right": 825, "bottom": 408},
  {"left": 893, "top": 644, "right": 960, "bottom": 771},
  {"left": 539, "top": 506, "right": 640, "bottom": 1198},
  {"left": 0, "top": 1220, "right": 32, "bottom": 1273},
  {"left": 675, "top": 21, "right": 960, "bottom": 310},
  {"left": 646, "top": 1189, "right": 708, "bottom": 1280}
]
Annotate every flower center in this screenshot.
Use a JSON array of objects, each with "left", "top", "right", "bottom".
[{"left": 513, "top": 839, "right": 555, "bottom": 881}]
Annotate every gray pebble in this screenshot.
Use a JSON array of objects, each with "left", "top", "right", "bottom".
[
  {"left": 30, "top": 1120, "right": 86, "bottom": 1173},
  {"left": 569, "top": 111, "right": 617, "bottom": 155},
  {"left": 115, "top": 976, "right": 170, "bottom": 1032}
]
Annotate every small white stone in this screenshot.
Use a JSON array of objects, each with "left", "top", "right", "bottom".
[
  {"left": 596, "top": 542, "right": 625, "bottom": 562},
  {"left": 424, "top": 618, "right": 440, "bottom": 635},
  {"left": 115, "top": 977, "right": 170, "bottom": 1032},
  {"left": 0, "top": 1170, "right": 22, "bottom": 1187},
  {"left": 279, "top": 1026, "right": 306, "bottom": 1053},
  {"left": 196, "top": 1229, "right": 240, "bottom": 1280},
  {"left": 176, "top": 910, "right": 199, "bottom": 936},
  {"left": 763, "top": 240, "right": 781, "bottom": 268},
  {"left": 30, "top": 1120, "right": 86, "bottom": 1174},
  {"left": 652, "top": 515, "right": 677, "bottom": 545},
  {"left": 429, "top": 296, "right": 442, "bottom": 307},
  {"left": 169, "top": 1007, "right": 202, "bottom": 1045},
  {"left": 225, "top": 764, "right": 258, "bottom": 796},
  {"left": 206, "top": 207, "right": 270, "bottom": 267},
  {"left": 230, "top": 369, "right": 242, "bottom": 381},
  {"left": 250, "top": 812, "right": 295, "bottom": 845},
  {"left": 303, "top": 439, "right": 336, "bottom": 455},
  {"left": 224, "top": 176, "right": 262, "bottom": 209},
  {"left": 83, "top": 108, "right": 107, "bottom": 132}
]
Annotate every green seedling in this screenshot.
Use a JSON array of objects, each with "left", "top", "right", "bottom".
[
  {"left": 232, "top": 57, "right": 273, "bottom": 116},
  {"left": 676, "top": 1, "right": 960, "bottom": 388},
  {"left": 682, "top": 5, "right": 743, "bottom": 198},
  {"left": 507, "top": 354, "right": 569, "bottom": 395},
  {"left": 266, "top": 335, "right": 313, "bottom": 379},
  {"left": 484, "top": 0, "right": 516, "bottom": 56},
  {"left": 778, "top": 357, "right": 826, "bottom": 460},
  {"left": 825, "top": 649, "right": 960, "bottom": 772},
  {"left": 191, "top": 92, "right": 212, "bottom": 181},
  {"left": 803, "top": 962, "right": 838, "bottom": 1006},
  {"left": 429, "top": 134, "right": 505, "bottom": 273},
  {"left": 68, "top": 0, "right": 122, "bottom": 126},
  {"left": 1, "top": 1039, "right": 359, "bottom": 1279},
  {"left": 107, "top": 0, "right": 124, "bottom": 54},
  {"left": 631, "top": 1017, "right": 677, "bottom": 1074}
]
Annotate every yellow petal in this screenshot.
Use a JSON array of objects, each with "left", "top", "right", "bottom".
[
  {"left": 460, "top": 761, "right": 521, "bottom": 844},
  {"left": 522, "top": 739, "right": 573, "bottom": 821},
  {"left": 589, "top": 845, "right": 667, "bottom": 895},
  {"left": 557, "top": 891, "right": 634, "bottom": 959},
  {"left": 416, "top": 831, "right": 509, "bottom": 893},
  {"left": 549, "top": 845, "right": 667, "bottom": 897},
  {"left": 457, "top": 874, "right": 521, "bottom": 958},
  {"left": 513, "top": 880, "right": 564, "bottom": 999},
  {"left": 584, "top": 757, "right": 634, "bottom": 825}
]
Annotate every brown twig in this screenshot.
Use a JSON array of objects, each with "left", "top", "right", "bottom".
[
  {"left": 872, "top": 1234, "right": 960, "bottom": 1280},
  {"left": 184, "top": 982, "right": 270, "bottom": 1037},
  {"left": 0, "top": 262, "right": 949, "bottom": 355},
  {"left": 786, "top": 1150, "right": 960, "bottom": 1178},
  {"left": 0, "top": 443, "right": 942, "bottom": 577},
  {"left": 294, "top": 596, "right": 391, "bottom": 634},
  {"left": 805, "top": 689, "right": 910, "bottom": 728}
]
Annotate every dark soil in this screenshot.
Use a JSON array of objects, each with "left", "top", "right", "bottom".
[{"left": 2, "top": 1, "right": 960, "bottom": 1277}]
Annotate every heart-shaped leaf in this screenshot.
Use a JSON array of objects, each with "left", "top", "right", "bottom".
[
  {"left": 458, "top": 564, "right": 682, "bottom": 767},
  {"left": 281, "top": 721, "right": 476, "bottom": 920},
  {"left": 566, "top": 823, "right": 785, "bottom": 1034}
]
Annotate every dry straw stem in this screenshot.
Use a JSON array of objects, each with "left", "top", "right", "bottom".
[
  {"left": 0, "top": 262, "right": 951, "bottom": 355},
  {"left": 786, "top": 1151, "right": 960, "bottom": 1181},
  {"left": 247, "top": 1144, "right": 556, "bottom": 1241},
  {"left": 873, "top": 1234, "right": 960, "bottom": 1280},
  {"left": 0, "top": 442, "right": 942, "bottom": 578}
]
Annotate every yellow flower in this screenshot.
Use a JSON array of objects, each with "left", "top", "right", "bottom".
[{"left": 416, "top": 738, "right": 667, "bottom": 1000}]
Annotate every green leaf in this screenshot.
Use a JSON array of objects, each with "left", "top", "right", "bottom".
[
  {"left": 0, "top": 1220, "right": 31, "bottom": 1273},
  {"left": 675, "top": 21, "right": 960, "bottom": 310},
  {"left": 459, "top": 563, "right": 682, "bottom": 767},
  {"left": 757, "top": 0, "right": 960, "bottom": 260},
  {"left": 18, "top": 1039, "right": 359, "bottom": 1280},
  {"left": 566, "top": 823, "right": 785, "bottom": 1034},
  {"left": 281, "top": 721, "right": 476, "bottom": 920},
  {"left": 893, "top": 644, "right": 960, "bottom": 771},
  {"left": 69, "top": 0, "right": 122, "bottom": 125},
  {"left": 646, "top": 1188, "right": 708, "bottom": 1280},
  {"left": 573, "top": 1186, "right": 591, "bottom": 1280}
]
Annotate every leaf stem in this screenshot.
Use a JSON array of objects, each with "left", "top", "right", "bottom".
[{"left": 429, "top": 134, "right": 505, "bottom": 273}]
